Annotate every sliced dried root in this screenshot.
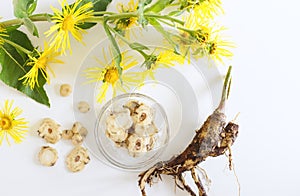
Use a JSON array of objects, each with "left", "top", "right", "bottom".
[
  {"left": 60, "top": 84, "right": 72, "bottom": 97},
  {"left": 38, "top": 146, "right": 58, "bottom": 167},
  {"left": 127, "top": 134, "right": 155, "bottom": 157},
  {"left": 37, "top": 118, "right": 61, "bottom": 144},
  {"left": 62, "top": 122, "right": 88, "bottom": 146},
  {"left": 62, "top": 129, "right": 74, "bottom": 140},
  {"left": 77, "top": 101, "right": 90, "bottom": 113},
  {"left": 105, "top": 100, "right": 158, "bottom": 157},
  {"left": 66, "top": 146, "right": 90, "bottom": 172}
]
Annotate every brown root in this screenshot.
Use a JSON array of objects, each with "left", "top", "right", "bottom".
[
  {"left": 191, "top": 168, "right": 207, "bottom": 196},
  {"left": 178, "top": 173, "right": 197, "bottom": 196},
  {"left": 196, "top": 166, "right": 212, "bottom": 191},
  {"left": 138, "top": 166, "right": 158, "bottom": 196}
]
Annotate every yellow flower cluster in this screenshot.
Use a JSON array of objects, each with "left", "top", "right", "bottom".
[
  {"left": 20, "top": 0, "right": 93, "bottom": 90},
  {"left": 178, "top": 9, "right": 234, "bottom": 64}
]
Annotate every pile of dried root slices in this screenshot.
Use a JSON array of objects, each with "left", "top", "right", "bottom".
[{"left": 37, "top": 119, "right": 90, "bottom": 172}]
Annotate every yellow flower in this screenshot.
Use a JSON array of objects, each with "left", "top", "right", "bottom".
[
  {"left": 19, "top": 42, "right": 63, "bottom": 89},
  {"left": 180, "top": 0, "right": 223, "bottom": 19},
  {"left": 142, "top": 50, "right": 185, "bottom": 80},
  {"left": 178, "top": 13, "right": 234, "bottom": 64},
  {"left": 193, "top": 0, "right": 223, "bottom": 19},
  {"left": 45, "top": 0, "right": 94, "bottom": 54},
  {"left": 0, "top": 100, "right": 28, "bottom": 145},
  {"left": 115, "top": 0, "right": 139, "bottom": 38},
  {"left": 0, "top": 24, "right": 8, "bottom": 46},
  {"left": 206, "top": 36, "right": 234, "bottom": 65},
  {"left": 84, "top": 50, "right": 142, "bottom": 103}
]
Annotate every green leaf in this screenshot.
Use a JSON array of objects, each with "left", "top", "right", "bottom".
[
  {"left": 23, "top": 17, "right": 39, "bottom": 37},
  {"left": 13, "top": 0, "right": 37, "bottom": 18},
  {"left": 27, "top": 0, "right": 38, "bottom": 16},
  {"left": 145, "top": 0, "right": 174, "bottom": 13},
  {"left": 129, "top": 42, "right": 150, "bottom": 51},
  {"left": 0, "top": 30, "right": 50, "bottom": 107},
  {"left": 76, "top": 0, "right": 112, "bottom": 30},
  {"left": 168, "top": 10, "right": 184, "bottom": 16}
]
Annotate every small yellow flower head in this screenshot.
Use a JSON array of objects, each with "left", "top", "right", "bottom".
[
  {"left": 84, "top": 49, "right": 142, "bottom": 103},
  {"left": 205, "top": 36, "right": 234, "bottom": 65},
  {"left": 142, "top": 50, "right": 185, "bottom": 80},
  {"left": 179, "top": 13, "right": 234, "bottom": 64},
  {"left": 45, "top": 0, "right": 94, "bottom": 55},
  {"left": 0, "top": 24, "right": 8, "bottom": 46},
  {"left": 180, "top": 0, "right": 223, "bottom": 19},
  {"left": 115, "top": 0, "right": 138, "bottom": 34},
  {"left": 0, "top": 100, "right": 28, "bottom": 145},
  {"left": 19, "top": 42, "right": 63, "bottom": 89}
]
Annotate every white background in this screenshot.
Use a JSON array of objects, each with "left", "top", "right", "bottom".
[{"left": 1, "top": 0, "right": 300, "bottom": 196}]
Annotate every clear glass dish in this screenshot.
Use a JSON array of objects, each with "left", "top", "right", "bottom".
[{"left": 94, "top": 93, "right": 169, "bottom": 171}]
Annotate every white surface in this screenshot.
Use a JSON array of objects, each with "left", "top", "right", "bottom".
[{"left": 1, "top": 0, "right": 300, "bottom": 196}]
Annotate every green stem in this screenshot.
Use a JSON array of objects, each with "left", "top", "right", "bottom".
[
  {"left": 29, "top": 13, "right": 52, "bottom": 22},
  {"left": 145, "top": 14, "right": 184, "bottom": 25},
  {"left": 93, "top": 11, "right": 115, "bottom": 15},
  {"left": 0, "top": 13, "right": 52, "bottom": 27},
  {"left": 83, "top": 12, "right": 138, "bottom": 23},
  {"left": 108, "top": 26, "right": 149, "bottom": 59},
  {"left": 1, "top": 19, "right": 23, "bottom": 28},
  {"left": 177, "top": 26, "right": 195, "bottom": 34},
  {"left": 218, "top": 65, "right": 232, "bottom": 111},
  {"left": 3, "top": 38, "right": 32, "bottom": 54}
]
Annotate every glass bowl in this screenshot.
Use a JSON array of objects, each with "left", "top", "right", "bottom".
[{"left": 94, "top": 93, "right": 169, "bottom": 171}]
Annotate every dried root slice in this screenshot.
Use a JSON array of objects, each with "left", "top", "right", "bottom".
[
  {"left": 71, "top": 133, "right": 84, "bottom": 146},
  {"left": 62, "top": 129, "right": 74, "bottom": 140},
  {"left": 77, "top": 101, "right": 90, "bottom": 113},
  {"left": 66, "top": 146, "right": 90, "bottom": 172},
  {"left": 105, "top": 111, "right": 132, "bottom": 143},
  {"left": 72, "top": 122, "right": 88, "bottom": 136},
  {"left": 37, "top": 118, "right": 61, "bottom": 144},
  {"left": 127, "top": 134, "right": 155, "bottom": 157},
  {"left": 60, "top": 84, "right": 72, "bottom": 97},
  {"left": 38, "top": 146, "right": 58, "bottom": 167},
  {"left": 106, "top": 127, "right": 128, "bottom": 143},
  {"left": 71, "top": 122, "right": 88, "bottom": 146},
  {"left": 132, "top": 104, "right": 154, "bottom": 126},
  {"left": 135, "top": 123, "right": 158, "bottom": 137}
]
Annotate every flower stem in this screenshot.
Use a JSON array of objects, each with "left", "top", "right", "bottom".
[
  {"left": 3, "top": 38, "right": 32, "bottom": 54},
  {"left": 145, "top": 14, "right": 184, "bottom": 25},
  {"left": 0, "top": 13, "right": 52, "bottom": 28},
  {"left": 108, "top": 26, "right": 149, "bottom": 59}
]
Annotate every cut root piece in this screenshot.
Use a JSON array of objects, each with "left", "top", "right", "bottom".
[
  {"left": 66, "top": 146, "right": 90, "bottom": 172},
  {"left": 38, "top": 146, "right": 58, "bottom": 167}
]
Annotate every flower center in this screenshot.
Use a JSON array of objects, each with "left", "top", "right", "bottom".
[
  {"left": 0, "top": 117, "right": 12, "bottom": 130},
  {"left": 208, "top": 42, "right": 216, "bottom": 54},
  {"left": 36, "top": 56, "right": 48, "bottom": 69},
  {"left": 193, "top": 30, "right": 209, "bottom": 44},
  {"left": 104, "top": 68, "right": 119, "bottom": 84},
  {"left": 62, "top": 15, "right": 75, "bottom": 31},
  {"left": 117, "top": 17, "right": 137, "bottom": 29}
]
